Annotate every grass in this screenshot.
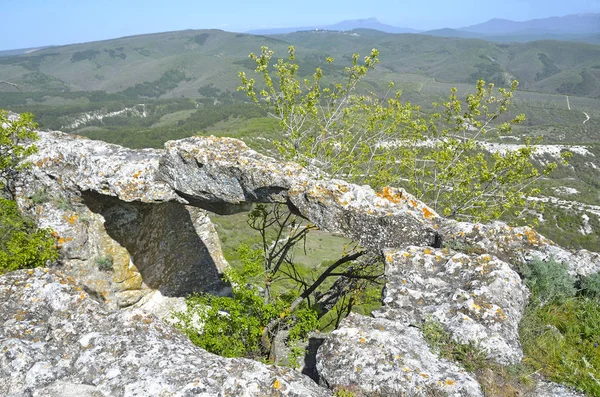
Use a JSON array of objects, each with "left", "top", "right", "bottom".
[
  {"left": 421, "top": 319, "right": 536, "bottom": 396},
  {"left": 420, "top": 258, "right": 600, "bottom": 396},
  {"left": 520, "top": 297, "right": 600, "bottom": 396},
  {"left": 516, "top": 258, "right": 600, "bottom": 396}
]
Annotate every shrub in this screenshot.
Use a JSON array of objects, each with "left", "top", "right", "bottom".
[
  {"left": 0, "top": 198, "right": 58, "bottom": 274},
  {"left": 238, "top": 47, "right": 567, "bottom": 222},
  {"left": 517, "top": 258, "right": 576, "bottom": 303},
  {"left": 95, "top": 255, "right": 114, "bottom": 272},
  {"left": 174, "top": 265, "right": 317, "bottom": 359},
  {"left": 580, "top": 272, "right": 600, "bottom": 298}
]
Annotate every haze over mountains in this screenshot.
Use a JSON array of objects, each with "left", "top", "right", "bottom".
[{"left": 249, "top": 13, "right": 600, "bottom": 44}]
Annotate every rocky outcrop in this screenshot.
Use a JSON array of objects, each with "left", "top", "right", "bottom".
[
  {"left": 441, "top": 221, "right": 600, "bottom": 277},
  {"left": 0, "top": 269, "right": 331, "bottom": 396},
  {"left": 6, "top": 128, "right": 599, "bottom": 396},
  {"left": 12, "top": 131, "right": 440, "bottom": 312},
  {"left": 317, "top": 313, "right": 483, "bottom": 397},
  {"left": 376, "top": 247, "right": 529, "bottom": 365}
]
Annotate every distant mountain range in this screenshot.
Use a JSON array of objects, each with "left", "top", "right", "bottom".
[
  {"left": 247, "top": 18, "right": 419, "bottom": 35},
  {"left": 248, "top": 14, "right": 600, "bottom": 44}
]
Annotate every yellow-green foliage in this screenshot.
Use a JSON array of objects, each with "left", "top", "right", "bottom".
[
  {"left": 0, "top": 109, "right": 58, "bottom": 273},
  {"left": 0, "top": 109, "right": 39, "bottom": 188},
  {"left": 238, "top": 47, "right": 567, "bottom": 222},
  {"left": 0, "top": 198, "right": 59, "bottom": 274},
  {"left": 174, "top": 247, "right": 318, "bottom": 359}
]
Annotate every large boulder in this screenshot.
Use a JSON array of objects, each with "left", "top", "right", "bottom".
[
  {"left": 316, "top": 313, "right": 483, "bottom": 397},
  {"left": 376, "top": 246, "right": 529, "bottom": 365},
  {"left": 13, "top": 163, "right": 230, "bottom": 312},
  {"left": 158, "top": 136, "right": 441, "bottom": 250},
  {"left": 0, "top": 269, "right": 331, "bottom": 397},
  {"left": 440, "top": 221, "right": 600, "bottom": 277}
]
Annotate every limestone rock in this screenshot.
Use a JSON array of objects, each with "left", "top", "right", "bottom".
[
  {"left": 159, "top": 136, "right": 440, "bottom": 249},
  {"left": 316, "top": 313, "right": 483, "bottom": 397},
  {"left": 0, "top": 269, "right": 331, "bottom": 397},
  {"left": 532, "top": 380, "right": 587, "bottom": 397},
  {"left": 11, "top": 131, "right": 440, "bottom": 309},
  {"left": 376, "top": 247, "right": 529, "bottom": 365},
  {"left": 12, "top": 168, "right": 230, "bottom": 312},
  {"left": 441, "top": 221, "right": 600, "bottom": 277}
]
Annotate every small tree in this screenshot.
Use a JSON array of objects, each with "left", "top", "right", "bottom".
[
  {"left": 0, "top": 109, "right": 58, "bottom": 273},
  {"left": 238, "top": 46, "right": 569, "bottom": 222},
  {"left": 175, "top": 203, "right": 382, "bottom": 361},
  {"left": 0, "top": 110, "right": 39, "bottom": 190}
]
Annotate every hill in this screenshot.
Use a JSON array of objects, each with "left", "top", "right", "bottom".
[
  {"left": 460, "top": 14, "right": 600, "bottom": 36},
  {"left": 0, "top": 27, "right": 599, "bottom": 252},
  {"left": 1, "top": 28, "right": 600, "bottom": 101}
]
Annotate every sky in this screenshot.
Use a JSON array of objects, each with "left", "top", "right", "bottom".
[{"left": 2, "top": 0, "right": 600, "bottom": 51}]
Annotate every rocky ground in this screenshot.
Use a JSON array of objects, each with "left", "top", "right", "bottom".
[{"left": 1, "top": 130, "right": 598, "bottom": 396}]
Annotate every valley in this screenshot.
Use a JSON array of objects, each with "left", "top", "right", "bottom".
[{"left": 1, "top": 27, "right": 599, "bottom": 251}]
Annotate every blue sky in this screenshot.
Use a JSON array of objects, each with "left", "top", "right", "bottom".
[{"left": 2, "top": 0, "right": 599, "bottom": 50}]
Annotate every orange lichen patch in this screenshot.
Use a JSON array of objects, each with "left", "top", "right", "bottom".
[
  {"left": 63, "top": 213, "right": 78, "bottom": 225},
  {"left": 445, "top": 379, "right": 456, "bottom": 386},
  {"left": 57, "top": 237, "right": 73, "bottom": 246},
  {"left": 420, "top": 373, "right": 429, "bottom": 378},
  {"left": 403, "top": 252, "right": 411, "bottom": 258},
  {"left": 272, "top": 379, "right": 281, "bottom": 389},
  {"left": 409, "top": 199, "right": 417, "bottom": 207},
  {"left": 423, "top": 248, "right": 432, "bottom": 255},
  {"left": 359, "top": 337, "right": 366, "bottom": 344},
  {"left": 385, "top": 253, "right": 394, "bottom": 262},
  {"left": 377, "top": 186, "right": 403, "bottom": 204},
  {"left": 132, "top": 170, "right": 142, "bottom": 178},
  {"left": 495, "top": 308, "right": 508, "bottom": 320},
  {"left": 337, "top": 184, "right": 349, "bottom": 193},
  {"left": 524, "top": 228, "right": 540, "bottom": 246},
  {"left": 422, "top": 206, "right": 436, "bottom": 219},
  {"left": 401, "top": 279, "right": 407, "bottom": 285}
]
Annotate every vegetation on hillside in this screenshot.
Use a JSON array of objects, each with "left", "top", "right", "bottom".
[{"left": 518, "top": 258, "right": 600, "bottom": 396}]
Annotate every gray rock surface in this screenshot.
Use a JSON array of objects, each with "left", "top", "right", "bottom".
[
  {"left": 159, "top": 136, "right": 440, "bottom": 249},
  {"left": 0, "top": 269, "right": 331, "bottom": 397},
  {"left": 532, "top": 380, "right": 588, "bottom": 397},
  {"left": 13, "top": 166, "right": 230, "bottom": 312},
  {"left": 316, "top": 313, "right": 483, "bottom": 397},
  {"left": 441, "top": 221, "right": 600, "bottom": 276},
  {"left": 10, "top": 131, "right": 440, "bottom": 311},
  {"left": 376, "top": 246, "right": 529, "bottom": 365}
]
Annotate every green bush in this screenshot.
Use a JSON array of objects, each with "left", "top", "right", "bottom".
[
  {"left": 580, "top": 272, "right": 600, "bottom": 298},
  {"left": 0, "top": 198, "right": 59, "bottom": 274},
  {"left": 517, "top": 257, "right": 600, "bottom": 395},
  {"left": 174, "top": 263, "right": 317, "bottom": 359},
  {"left": 95, "top": 255, "right": 114, "bottom": 272},
  {"left": 517, "top": 258, "right": 576, "bottom": 303}
]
